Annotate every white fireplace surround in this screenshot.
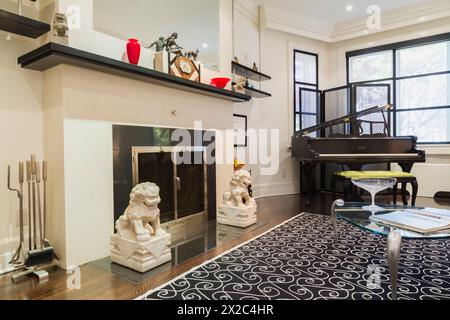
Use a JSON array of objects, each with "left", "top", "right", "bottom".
[{"left": 42, "top": 64, "right": 234, "bottom": 269}]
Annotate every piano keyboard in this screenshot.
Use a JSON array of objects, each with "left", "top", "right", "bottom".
[{"left": 319, "top": 153, "right": 421, "bottom": 158}]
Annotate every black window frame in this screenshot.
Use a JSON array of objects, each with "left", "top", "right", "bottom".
[
  {"left": 346, "top": 32, "right": 450, "bottom": 145},
  {"left": 294, "top": 49, "right": 319, "bottom": 132}
]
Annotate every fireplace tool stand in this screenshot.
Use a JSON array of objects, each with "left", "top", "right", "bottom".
[
  {"left": 6, "top": 156, "right": 56, "bottom": 284},
  {"left": 7, "top": 164, "right": 25, "bottom": 266}
]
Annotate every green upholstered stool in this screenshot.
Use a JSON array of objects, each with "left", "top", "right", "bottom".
[{"left": 331, "top": 171, "right": 418, "bottom": 206}]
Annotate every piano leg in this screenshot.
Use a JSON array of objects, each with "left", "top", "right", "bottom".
[
  {"left": 411, "top": 180, "right": 418, "bottom": 206},
  {"left": 302, "top": 162, "right": 316, "bottom": 207},
  {"left": 393, "top": 183, "right": 398, "bottom": 205},
  {"left": 399, "top": 163, "right": 416, "bottom": 206},
  {"left": 347, "top": 164, "right": 363, "bottom": 171},
  {"left": 343, "top": 179, "right": 352, "bottom": 201},
  {"left": 398, "top": 163, "right": 413, "bottom": 173},
  {"left": 331, "top": 175, "right": 336, "bottom": 200},
  {"left": 401, "top": 183, "right": 408, "bottom": 205}
]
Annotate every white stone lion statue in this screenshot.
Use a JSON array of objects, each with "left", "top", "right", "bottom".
[
  {"left": 115, "top": 182, "right": 166, "bottom": 242},
  {"left": 223, "top": 169, "right": 256, "bottom": 208}
]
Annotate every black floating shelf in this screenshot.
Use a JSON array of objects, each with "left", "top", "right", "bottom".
[
  {"left": 18, "top": 42, "right": 252, "bottom": 103},
  {"left": 232, "top": 83, "right": 272, "bottom": 99},
  {"left": 0, "top": 9, "right": 50, "bottom": 39},
  {"left": 242, "top": 86, "right": 272, "bottom": 98},
  {"left": 231, "top": 61, "right": 271, "bottom": 82}
]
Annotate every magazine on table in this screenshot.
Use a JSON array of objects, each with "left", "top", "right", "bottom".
[{"left": 370, "top": 208, "right": 450, "bottom": 235}]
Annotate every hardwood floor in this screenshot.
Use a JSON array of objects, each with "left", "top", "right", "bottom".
[{"left": 1, "top": 193, "right": 449, "bottom": 300}]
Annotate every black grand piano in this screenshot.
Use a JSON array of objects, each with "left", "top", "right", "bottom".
[{"left": 291, "top": 104, "right": 426, "bottom": 205}]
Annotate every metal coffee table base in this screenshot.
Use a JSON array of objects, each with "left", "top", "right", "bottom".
[
  {"left": 387, "top": 230, "right": 402, "bottom": 300},
  {"left": 331, "top": 200, "right": 402, "bottom": 300}
]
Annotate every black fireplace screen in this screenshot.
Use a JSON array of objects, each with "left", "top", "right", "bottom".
[{"left": 134, "top": 148, "right": 206, "bottom": 224}]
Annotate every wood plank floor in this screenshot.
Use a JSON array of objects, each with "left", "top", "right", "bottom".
[{"left": 1, "top": 193, "right": 449, "bottom": 300}]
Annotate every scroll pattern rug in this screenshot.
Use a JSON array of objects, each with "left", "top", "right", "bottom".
[{"left": 140, "top": 213, "right": 450, "bottom": 300}]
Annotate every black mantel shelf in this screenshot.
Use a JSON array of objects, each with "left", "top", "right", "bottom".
[
  {"left": 18, "top": 43, "right": 252, "bottom": 103},
  {"left": 0, "top": 9, "right": 50, "bottom": 39}
]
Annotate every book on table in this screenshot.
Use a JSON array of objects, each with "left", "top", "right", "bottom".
[{"left": 370, "top": 208, "right": 450, "bottom": 235}]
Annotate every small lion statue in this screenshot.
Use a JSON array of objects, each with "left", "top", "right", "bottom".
[
  {"left": 115, "top": 182, "right": 166, "bottom": 242},
  {"left": 223, "top": 169, "right": 256, "bottom": 208}
]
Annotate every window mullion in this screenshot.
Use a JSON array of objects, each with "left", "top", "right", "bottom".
[
  {"left": 393, "top": 49, "right": 397, "bottom": 137},
  {"left": 348, "top": 77, "right": 394, "bottom": 86},
  {"left": 294, "top": 50, "right": 319, "bottom": 132}
]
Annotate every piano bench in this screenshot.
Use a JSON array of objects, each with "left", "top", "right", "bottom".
[{"left": 331, "top": 171, "right": 418, "bottom": 206}]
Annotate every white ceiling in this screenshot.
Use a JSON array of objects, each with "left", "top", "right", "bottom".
[{"left": 261, "top": 0, "right": 430, "bottom": 24}]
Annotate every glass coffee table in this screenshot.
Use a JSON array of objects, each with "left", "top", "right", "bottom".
[{"left": 331, "top": 201, "right": 450, "bottom": 300}]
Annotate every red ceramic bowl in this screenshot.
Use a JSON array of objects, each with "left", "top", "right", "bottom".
[{"left": 210, "top": 77, "right": 231, "bottom": 89}]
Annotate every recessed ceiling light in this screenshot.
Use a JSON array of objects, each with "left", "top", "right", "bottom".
[
  {"left": 346, "top": 5, "right": 353, "bottom": 11},
  {"left": 203, "top": 43, "right": 208, "bottom": 48}
]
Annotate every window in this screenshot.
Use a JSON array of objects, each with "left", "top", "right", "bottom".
[
  {"left": 347, "top": 33, "right": 450, "bottom": 144},
  {"left": 294, "top": 50, "right": 319, "bottom": 132},
  {"left": 349, "top": 51, "right": 393, "bottom": 83}
]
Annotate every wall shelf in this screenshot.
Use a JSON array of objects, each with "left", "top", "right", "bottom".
[
  {"left": 0, "top": 9, "right": 50, "bottom": 39},
  {"left": 232, "top": 83, "right": 272, "bottom": 99},
  {"left": 242, "top": 86, "right": 272, "bottom": 98},
  {"left": 18, "top": 42, "right": 252, "bottom": 103},
  {"left": 231, "top": 61, "right": 271, "bottom": 82},
  {"left": 231, "top": 61, "right": 272, "bottom": 99}
]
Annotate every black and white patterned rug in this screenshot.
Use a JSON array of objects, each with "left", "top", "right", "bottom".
[{"left": 140, "top": 213, "right": 450, "bottom": 300}]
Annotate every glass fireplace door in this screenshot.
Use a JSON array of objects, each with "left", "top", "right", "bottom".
[
  {"left": 176, "top": 150, "right": 206, "bottom": 220},
  {"left": 133, "top": 149, "right": 175, "bottom": 223},
  {"left": 132, "top": 147, "right": 207, "bottom": 225}
]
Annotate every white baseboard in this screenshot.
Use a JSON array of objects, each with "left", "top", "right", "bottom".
[
  {"left": 252, "top": 181, "right": 300, "bottom": 199},
  {"left": 0, "top": 254, "right": 14, "bottom": 275},
  {"left": 0, "top": 238, "right": 16, "bottom": 274}
]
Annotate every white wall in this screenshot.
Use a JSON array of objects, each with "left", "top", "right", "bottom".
[
  {"left": 232, "top": 0, "right": 262, "bottom": 193},
  {"left": 0, "top": 1, "right": 44, "bottom": 273},
  {"left": 253, "top": 28, "right": 329, "bottom": 198},
  {"left": 232, "top": 2, "right": 330, "bottom": 198}
]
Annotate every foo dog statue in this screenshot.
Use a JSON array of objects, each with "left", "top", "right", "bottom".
[
  {"left": 111, "top": 182, "right": 171, "bottom": 272},
  {"left": 53, "top": 13, "right": 69, "bottom": 45},
  {"left": 218, "top": 169, "right": 257, "bottom": 228},
  {"left": 233, "top": 77, "right": 247, "bottom": 94},
  {"left": 115, "top": 182, "right": 165, "bottom": 242},
  {"left": 223, "top": 170, "right": 256, "bottom": 208}
]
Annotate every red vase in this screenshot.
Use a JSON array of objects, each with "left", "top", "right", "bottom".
[{"left": 126, "top": 38, "right": 141, "bottom": 65}]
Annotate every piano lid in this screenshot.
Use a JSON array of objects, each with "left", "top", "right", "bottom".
[{"left": 296, "top": 104, "right": 392, "bottom": 138}]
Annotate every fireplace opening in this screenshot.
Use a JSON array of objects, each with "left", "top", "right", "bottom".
[
  {"left": 132, "top": 146, "right": 207, "bottom": 225},
  {"left": 113, "top": 125, "right": 216, "bottom": 237}
]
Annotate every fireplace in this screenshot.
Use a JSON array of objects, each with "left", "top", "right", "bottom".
[{"left": 113, "top": 125, "right": 216, "bottom": 230}]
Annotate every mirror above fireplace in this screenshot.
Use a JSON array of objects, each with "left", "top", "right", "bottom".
[{"left": 92, "top": 0, "right": 220, "bottom": 71}]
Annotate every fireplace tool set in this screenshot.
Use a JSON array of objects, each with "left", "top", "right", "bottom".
[{"left": 6, "top": 155, "right": 55, "bottom": 283}]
